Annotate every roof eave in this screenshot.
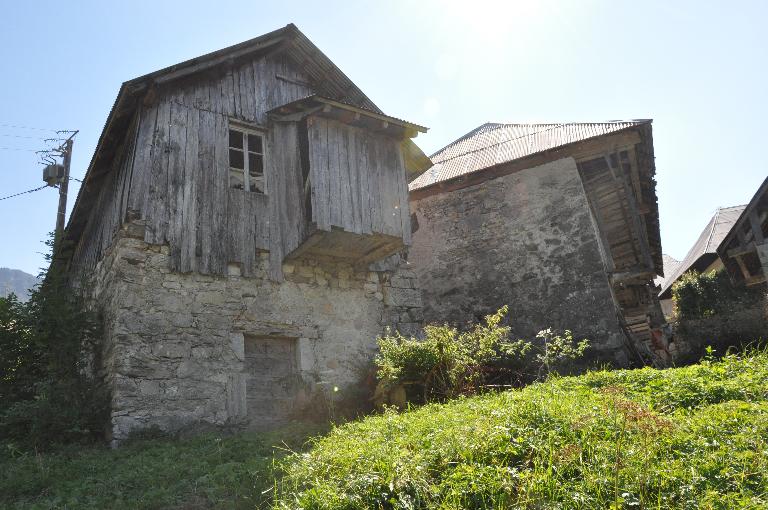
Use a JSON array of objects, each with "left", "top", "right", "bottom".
[{"left": 410, "top": 122, "right": 650, "bottom": 195}]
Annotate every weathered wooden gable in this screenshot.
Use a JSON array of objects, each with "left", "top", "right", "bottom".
[{"left": 68, "top": 36, "right": 427, "bottom": 285}]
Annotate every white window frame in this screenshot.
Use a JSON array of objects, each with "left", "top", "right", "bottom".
[{"left": 228, "top": 121, "right": 266, "bottom": 194}]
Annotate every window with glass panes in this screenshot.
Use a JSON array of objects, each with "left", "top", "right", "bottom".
[{"left": 228, "top": 126, "right": 265, "bottom": 193}]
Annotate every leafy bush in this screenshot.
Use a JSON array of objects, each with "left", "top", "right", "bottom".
[
  {"left": 671, "top": 269, "right": 767, "bottom": 360},
  {"left": 375, "top": 307, "right": 589, "bottom": 403},
  {"left": 672, "top": 268, "right": 765, "bottom": 321},
  {"left": 276, "top": 350, "right": 768, "bottom": 509},
  {"left": 0, "top": 235, "right": 108, "bottom": 450},
  {"left": 376, "top": 306, "right": 511, "bottom": 402}
]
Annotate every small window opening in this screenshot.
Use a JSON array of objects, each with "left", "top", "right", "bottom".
[{"left": 229, "top": 126, "right": 265, "bottom": 193}]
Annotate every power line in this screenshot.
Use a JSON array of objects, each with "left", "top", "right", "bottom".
[
  {"left": 0, "top": 123, "right": 62, "bottom": 132},
  {"left": 0, "top": 133, "right": 65, "bottom": 141},
  {"left": 0, "top": 184, "right": 50, "bottom": 201},
  {"left": 0, "top": 147, "right": 41, "bottom": 152}
]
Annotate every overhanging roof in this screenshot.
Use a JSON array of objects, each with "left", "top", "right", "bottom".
[
  {"left": 410, "top": 121, "right": 650, "bottom": 191},
  {"left": 659, "top": 205, "right": 746, "bottom": 298},
  {"left": 717, "top": 176, "right": 768, "bottom": 257}
]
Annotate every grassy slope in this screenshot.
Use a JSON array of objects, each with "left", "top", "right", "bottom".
[
  {"left": 276, "top": 352, "right": 768, "bottom": 509},
  {"left": 0, "top": 425, "right": 319, "bottom": 510},
  {"left": 3, "top": 353, "right": 767, "bottom": 509}
]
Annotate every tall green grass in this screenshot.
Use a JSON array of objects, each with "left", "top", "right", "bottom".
[
  {"left": 3, "top": 352, "right": 767, "bottom": 509},
  {"left": 276, "top": 351, "right": 768, "bottom": 509}
]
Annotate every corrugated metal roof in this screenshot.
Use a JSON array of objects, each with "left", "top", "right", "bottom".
[
  {"left": 654, "top": 254, "right": 681, "bottom": 289},
  {"left": 659, "top": 205, "right": 747, "bottom": 297},
  {"left": 410, "top": 121, "right": 649, "bottom": 190}
]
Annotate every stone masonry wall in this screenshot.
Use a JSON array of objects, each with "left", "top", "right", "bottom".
[
  {"left": 409, "top": 157, "right": 630, "bottom": 366},
  {"left": 85, "top": 223, "right": 422, "bottom": 444}
]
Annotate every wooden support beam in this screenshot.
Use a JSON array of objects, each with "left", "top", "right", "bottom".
[
  {"left": 605, "top": 154, "right": 655, "bottom": 271},
  {"left": 609, "top": 269, "right": 656, "bottom": 284},
  {"left": 727, "top": 241, "right": 756, "bottom": 259},
  {"left": 581, "top": 184, "right": 615, "bottom": 271},
  {"left": 734, "top": 254, "right": 753, "bottom": 281},
  {"left": 749, "top": 210, "right": 765, "bottom": 244}
]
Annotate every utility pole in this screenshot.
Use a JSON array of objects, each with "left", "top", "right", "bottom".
[{"left": 55, "top": 137, "right": 73, "bottom": 239}]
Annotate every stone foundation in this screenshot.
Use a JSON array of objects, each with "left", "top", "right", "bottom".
[{"left": 85, "top": 224, "right": 422, "bottom": 444}]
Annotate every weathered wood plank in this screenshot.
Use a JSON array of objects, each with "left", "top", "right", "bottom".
[
  {"left": 167, "top": 96, "right": 188, "bottom": 269},
  {"left": 346, "top": 126, "right": 362, "bottom": 234},
  {"left": 232, "top": 67, "right": 242, "bottom": 119},
  {"left": 240, "top": 61, "right": 256, "bottom": 121},
  {"left": 327, "top": 120, "right": 343, "bottom": 227},
  {"left": 146, "top": 98, "right": 171, "bottom": 245},
  {"left": 180, "top": 105, "right": 199, "bottom": 272},
  {"left": 128, "top": 104, "right": 158, "bottom": 215},
  {"left": 211, "top": 112, "right": 229, "bottom": 274},
  {"left": 367, "top": 131, "right": 383, "bottom": 235},
  {"left": 308, "top": 117, "right": 330, "bottom": 231},
  {"left": 197, "top": 109, "right": 215, "bottom": 273},
  {"left": 337, "top": 123, "right": 354, "bottom": 232},
  {"left": 396, "top": 142, "right": 411, "bottom": 245},
  {"left": 356, "top": 127, "right": 372, "bottom": 235}
]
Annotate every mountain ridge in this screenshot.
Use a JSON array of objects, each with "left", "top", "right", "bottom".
[{"left": 0, "top": 267, "right": 40, "bottom": 301}]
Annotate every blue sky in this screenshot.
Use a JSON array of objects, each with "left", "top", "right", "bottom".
[{"left": 1, "top": 0, "right": 766, "bottom": 275}]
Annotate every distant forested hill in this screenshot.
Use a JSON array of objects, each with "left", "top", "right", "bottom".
[{"left": 0, "top": 267, "right": 40, "bottom": 301}]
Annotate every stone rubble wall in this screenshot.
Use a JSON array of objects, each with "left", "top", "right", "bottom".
[
  {"left": 409, "top": 157, "right": 631, "bottom": 366},
  {"left": 84, "top": 223, "right": 422, "bottom": 444}
]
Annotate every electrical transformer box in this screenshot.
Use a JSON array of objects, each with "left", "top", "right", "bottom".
[{"left": 43, "top": 164, "right": 65, "bottom": 186}]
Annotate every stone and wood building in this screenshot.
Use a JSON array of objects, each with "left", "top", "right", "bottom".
[
  {"left": 60, "top": 25, "right": 428, "bottom": 442},
  {"left": 408, "top": 121, "right": 669, "bottom": 366},
  {"left": 60, "top": 26, "right": 672, "bottom": 442}
]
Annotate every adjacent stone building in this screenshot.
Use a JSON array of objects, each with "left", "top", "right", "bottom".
[
  {"left": 408, "top": 122, "right": 668, "bottom": 367},
  {"left": 61, "top": 25, "right": 428, "bottom": 443}
]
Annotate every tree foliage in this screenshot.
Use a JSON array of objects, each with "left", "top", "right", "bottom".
[{"left": 0, "top": 235, "right": 108, "bottom": 450}]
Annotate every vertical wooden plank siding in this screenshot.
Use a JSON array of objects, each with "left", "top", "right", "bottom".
[
  {"left": 197, "top": 109, "right": 215, "bottom": 273},
  {"left": 146, "top": 98, "right": 171, "bottom": 245},
  {"left": 306, "top": 116, "right": 409, "bottom": 240},
  {"left": 68, "top": 51, "right": 412, "bottom": 282},
  {"left": 357, "top": 128, "right": 372, "bottom": 235},
  {"left": 167, "top": 95, "right": 188, "bottom": 269},
  {"left": 127, "top": 104, "right": 158, "bottom": 215},
  {"left": 308, "top": 118, "right": 330, "bottom": 231}
]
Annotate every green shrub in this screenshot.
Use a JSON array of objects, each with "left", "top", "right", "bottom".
[
  {"left": 375, "top": 307, "right": 590, "bottom": 403},
  {"left": 672, "top": 268, "right": 764, "bottom": 321},
  {"left": 671, "top": 269, "right": 767, "bottom": 360},
  {"left": 376, "top": 306, "right": 511, "bottom": 402}
]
